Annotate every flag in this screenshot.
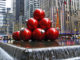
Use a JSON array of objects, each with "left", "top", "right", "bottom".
[
  {"left": 56, "top": 8, "right": 60, "bottom": 30},
  {"left": 64, "top": 1, "right": 67, "bottom": 5}
]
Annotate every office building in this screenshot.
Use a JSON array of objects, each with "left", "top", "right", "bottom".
[
  {"left": 24, "top": 0, "right": 40, "bottom": 20},
  {"left": 0, "top": 0, "right": 6, "bottom": 34},
  {"left": 13, "top": 0, "right": 24, "bottom": 31},
  {"left": 15, "top": 0, "right": 24, "bottom": 21}
]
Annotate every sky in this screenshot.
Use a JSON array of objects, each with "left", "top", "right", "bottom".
[
  {"left": 6, "top": 0, "right": 13, "bottom": 8},
  {"left": 6, "top": 0, "right": 13, "bottom": 13}
]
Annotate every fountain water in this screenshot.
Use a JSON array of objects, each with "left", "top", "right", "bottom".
[{"left": 25, "top": 46, "right": 80, "bottom": 60}]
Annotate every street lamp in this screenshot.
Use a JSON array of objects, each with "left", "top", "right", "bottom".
[{"left": 6, "top": 8, "right": 11, "bottom": 35}]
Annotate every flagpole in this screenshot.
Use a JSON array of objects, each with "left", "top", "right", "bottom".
[
  {"left": 60, "top": 3, "right": 63, "bottom": 33},
  {"left": 69, "top": 0, "right": 72, "bottom": 34},
  {"left": 51, "top": 0, "right": 54, "bottom": 27},
  {"left": 61, "top": 2, "right": 64, "bottom": 33},
  {"left": 63, "top": 0, "right": 66, "bottom": 33}
]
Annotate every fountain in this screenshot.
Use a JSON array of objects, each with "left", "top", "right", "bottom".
[
  {"left": 0, "top": 9, "right": 80, "bottom": 60},
  {"left": 25, "top": 45, "right": 80, "bottom": 60},
  {"left": 0, "top": 42, "right": 80, "bottom": 60}
]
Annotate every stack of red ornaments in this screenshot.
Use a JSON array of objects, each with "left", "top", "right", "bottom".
[{"left": 12, "top": 9, "right": 59, "bottom": 42}]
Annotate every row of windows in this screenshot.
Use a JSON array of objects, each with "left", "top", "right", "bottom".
[
  {"left": 0, "top": 23, "right": 3, "bottom": 24},
  {"left": 34, "top": 4, "right": 39, "bottom": 6},
  {"left": 0, "top": 9, "right": 5, "bottom": 11},
  {"left": 0, "top": 5, "right": 5, "bottom": 7},
  {"left": 0, "top": 3, "right": 5, "bottom": 5},
  {"left": 34, "top": 0, "right": 39, "bottom": 1},
  {"left": 29, "top": 1, "right": 33, "bottom": 4},
  {"left": 0, "top": 1, "right": 6, "bottom": 16},
  {"left": 0, "top": 20, "right": 7, "bottom": 22},
  {"left": 0, "top": 18, "right": 3, "bottom": 19},
  {"left": 1, "top": 0, "right": 6, "bottom": 1},
  {"left": 0, "top": 6, "right": 6, "bottom": 9},
  {"left": 0, "top": 7, "right": 5, "bottom": 8},
  {"left": 0, "top": 11, "right": 5, "bottom": 12},
  {"left": 0, "top": 2, "right": 5, "bottom": 3},
  {"left": 0, "top": 2, "right": 5, "bottom": 4},
  {"left": 0, "top": 0, "right": 6, "bottom": 1},
  {"left": 0, "top": 12, "right": 6, "bottom": 13}
]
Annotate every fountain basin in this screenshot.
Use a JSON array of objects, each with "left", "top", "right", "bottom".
[{"left": 0, "top": 42, "right": 80, "bottom": 60}]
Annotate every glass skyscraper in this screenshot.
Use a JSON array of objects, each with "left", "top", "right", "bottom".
[
  {"left": 13, "top": 0, "right": 24, "bottom": 31},
  {"left": 0, "top": 0, "right": 6, "bottom": 34},
  {"left": 24, "top": 0, "right": 40, "bottom": 20},
  {"left": 0, "top": 0, "right": 6, "bottom": 26}
]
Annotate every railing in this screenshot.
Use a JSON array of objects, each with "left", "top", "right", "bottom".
[{"left": 58, "top": 38, "right": 80, "bottom": 46}]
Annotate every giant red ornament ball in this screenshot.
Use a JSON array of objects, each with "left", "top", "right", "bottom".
[
  {"left": 27, "top": 18, "right": 38, "bottom": 31},
  {"left": 32, "top": 28, "right": 45, "bottom": 41},
  {"left": 33, "top": 9, "right": 45, "bottom": 20},
  {"left": 20, "top": 28, "right": 32, "bottom": 41},
  {"left": 12, "top": 31, "right": 20, "bottom": 41},
  {"left": 39, "top": 18, "right": 51, "bottom": 30},
  {"left": 46, "top": 28, "right": 59, "bottom": 40},
  {"left": 12, "top": 9, "right": 59, "bottom": 42}
]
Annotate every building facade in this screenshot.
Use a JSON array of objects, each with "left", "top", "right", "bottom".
[
  {"left": 40, "top": 0, "right": 51, "bottom": 18},
  {"left": 0, "top": 0, "right": 14, "bottom": 35},
  {"left": 13, "top": 0, "right": 24, "bottom": 31},
  {"left": 40, "top": 0, "right": 80, "bottom": 34},
  {"left": 24, "top": 0, "right": 40, "bottom": 21},
  {"left": 0, "top": 0, "right": 6, "bottom": 34},
  {"left": 71, "top": 0, "right": 80, "bottom": 34},
  {"left": 15, "top": 0, "right": 24, "bottom": 21},
  {"left": 13, "top": 0, "right": 24, "bottom": 23},
  {"left": 13, "top": 0, "right": 80, "bottom": 34},
  {"left": 71, "top": 10, "right": 80, "bottom": 34}
]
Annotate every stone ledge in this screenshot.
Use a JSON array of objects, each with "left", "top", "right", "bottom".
[
  {"left": 0, "top": 47, "right": 14, "bottom": 60},
  {"left": 0, "top": 43, "right": 27, "bottom": 60},
  {"left": 0, "top": 42, "right": 80, "bottom": 60}
]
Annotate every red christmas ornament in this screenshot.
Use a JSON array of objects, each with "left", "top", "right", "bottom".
[
  {"left": 32, "top": 28, "right": 45, "bottom": 41},
  {"left": 39, "top": 18, "right": 51, "bottom": 30},
  {"left": 27, "top": 18, "right": 38, "bottom": 31},
  {"left": 20, "top": 28, "right": 32, "bottom": 41},
  {"left": 12, "top": 31, "right": 20, "bottom": 41},
  {"left": 46, "top": 28, "right": 59, "bottom": 40},
  {"left": 33, "top": 9, "right": 45, "bottom": 20}
]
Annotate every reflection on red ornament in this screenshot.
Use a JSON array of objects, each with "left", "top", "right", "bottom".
[
  {"left": 33, "top": 9, "right": 45, "bottom": 20},
  {"left": 12, "top": 31, "right": 20, "bottom": 41},
  {"left": 39, "top": 18, "right": 51, "bottom": 30},
  {"left": 25, "top": 43, "right": 31, "bottom": 48},
  {"left": 50, "top": 41, "right": 59, "bottom": 46},
  {"left": 36, "top": 42, "right": 45, "bottom": 48},
  {"left": 32, "top": 28, "right": 45, "bottom": 41},
  {"left": 46, "top": 28, "right": 59, "bottom": 40},
  {"left": 27, "top": 18, "right": 38, "bottom": 31},
  {"left": 20, "top": 28, "right": 32, "bottom": 41}
]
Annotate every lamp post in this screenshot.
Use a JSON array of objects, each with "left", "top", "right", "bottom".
[
  {"left": 69, "top": 0, "right": 72, "bottom": 34},
  {"left": 6, "top": 8, "right": 10, "bottom": 35}
]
